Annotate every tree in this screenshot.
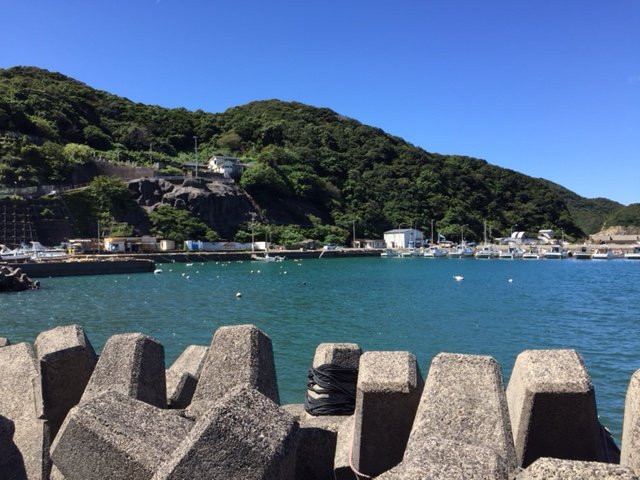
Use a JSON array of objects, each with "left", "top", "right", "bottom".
[
  {"left": 63, "top": 143, "right": 93, "bottom": 165},
  {"left": 149, "top": 204, "right": 220, "bottom": 243}
]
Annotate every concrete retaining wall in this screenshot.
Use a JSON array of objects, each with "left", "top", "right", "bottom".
[{"left": 0, "top": 325, "right": 638, "bottom": 479}]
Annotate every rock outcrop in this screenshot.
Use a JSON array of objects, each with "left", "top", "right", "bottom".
[
  {"left": 128, "top": 177, "right": 260, "bottom": 239},
  {"left": 0, "top": 265, "right": 40, "bottom": 292}
]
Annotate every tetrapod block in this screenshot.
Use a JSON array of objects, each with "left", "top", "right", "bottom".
[
  {"left": 81, "top": 332, "right": 166, "bottom": 408},
  {"left": 50, "top": 391, "right": 193, "bottom": 480},
  {"left": 35, "top": 324, "right": 98, "bottom": 437},
  {"left": 507, "top": 349, "right": 605, "bottom": 467}
]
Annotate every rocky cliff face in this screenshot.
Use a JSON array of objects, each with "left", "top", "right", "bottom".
[{"left": 128, "top": 177, "right": 261, "bottom": 239}]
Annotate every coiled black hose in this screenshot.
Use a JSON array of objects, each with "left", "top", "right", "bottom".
[{"left": 304, "top": 363, "right": 358, "bottom": 416}]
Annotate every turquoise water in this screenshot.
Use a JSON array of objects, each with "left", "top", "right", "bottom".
[{"left": 2, "top": 257, "right": 639, "bottom": 441}]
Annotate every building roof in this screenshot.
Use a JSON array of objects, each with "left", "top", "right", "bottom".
[{"left": 384, "top": 229, "right": 419, "bottom": 234}]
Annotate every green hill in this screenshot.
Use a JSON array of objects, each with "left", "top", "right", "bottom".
[
  {"left": 0, "top": 65, "right": 627, "bottom": 242},
  {"left": 604, "top": 203, "right": 640, "bottom": 229}
]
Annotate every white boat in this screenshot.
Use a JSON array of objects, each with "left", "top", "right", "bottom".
[
  {"left": 574, "top": 245, "right": 593, "bottom": 260},
  {"left": 0, "top": 244, "right": 32, "bottom": 262},
  {"left": 448, "top": 244, "right": 474, "bottom": 258},
  {"left": 544, "top": 244, "right": 569, "bottom": 259},
  {"left": 251, "top": 253, "right": 285, "bottom": 262},
  {"left": 423, "top": 246, "right": 448, "bottom": 258},
  {"left": 475, "top": 245, "right": 500, "bottom": 259},
  {"left": 380, "top": 248, "right": 401, "bottom": 257},
  {"left": 19, "top": 241, "right": 69, "bottom": 261},
  {"left": 499, "top": 244, "right": 524, "bottom": 259},
  {"left": 592, "top": 246, "right": 616, "bottom": 260},
  {"left": 475, "top": 221, "right": 499, "bottom": 258},
  {"left": 522, "top": 246, "right": 541, "bottom": 259},
  {"left": 400, "top": 248, "right": 421, "bottom": 257},
  {"left": 625, "top": 244, "right": 640, "bottom": 260}
]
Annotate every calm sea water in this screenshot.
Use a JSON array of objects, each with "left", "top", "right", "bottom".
[{"left": 1, "top": 257, "right": 639, "bottom": 441}]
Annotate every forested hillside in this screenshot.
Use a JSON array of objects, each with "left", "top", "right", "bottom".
[{"left": 0, "top": 66, "right": 624, "bottom": 242}]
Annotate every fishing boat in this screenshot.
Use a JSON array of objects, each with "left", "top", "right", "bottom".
[
  {"left": 18, "top": 241, "right": 69, "bottom": 261},
  {"left": 625, "top": 244, "right": 640, "bottom": 260},
  {"left": 448, "top": 244, "right": 474, "bottom": 258},
  {"left": 522, "top": 246, "right": 541, "bottom": 259},
  {"left": 574, "top": 245, "right": 593, "bottom": 260},
  {"left": 251, "top": 253, "right": 285, "bottom": 262},
  {"left": 423, "top": 246, "right": 448, "bottom": 258},
  {"left": 543, "top": 244, "right": 569, "bottom": 260},
  {"left": 499, "top": 244, "right": 524, "bottom": 259},
  {"left": 475, "top": 221, "right": 499, "bottom": 259},
  {"left": 0, "top": 244, "right": 32, "bottom": 262},
  {"left": 592, "top": 246, "right": 616, "bottom": 260},
  {"left": 380, "top": 248, "right": 401, "bottom": 257}
]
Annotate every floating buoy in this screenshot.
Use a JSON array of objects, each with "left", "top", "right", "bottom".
[
  {"left": 181, "top": 273, "right": 186, "bottom": 276},
  {"left": 453, "top": 275, "right": 464, "bottom": 282},
  {"left": 508, "top": 278, "right": 513, "bottom": 283},
  {"left": 186, "top": 263, "right": 193, "bottom": 267},
  {"left": 236, "top": 292, "right": 242, "bottom": 298},
  {"left": 186, "top": 275, "right": 190, "bottom": 279},
  {"left": 154, "top": 269, "right": 163, "bottom": 274}
]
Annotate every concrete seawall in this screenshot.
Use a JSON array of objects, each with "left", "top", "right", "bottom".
[
  {"left": 2, "top": 259, "right": 155, "bottom": 278},
  {"left": 1, "top": 325, "right": 638, "bottom": 479}
]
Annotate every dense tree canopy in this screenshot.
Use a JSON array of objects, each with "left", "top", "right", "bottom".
[{"left": 1, "top": 66, "right": 631, "bottom": 241}]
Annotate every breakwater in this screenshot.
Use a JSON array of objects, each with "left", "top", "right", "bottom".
[
  {"left": 2, "top": 258, "right": 155, "bottom": 277},
  {"left": 1, "top": 324, "right": 639, "bottom": 479}
]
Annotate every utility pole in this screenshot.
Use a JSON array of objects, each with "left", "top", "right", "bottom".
[
  {"left": 430, "top": 219, "right": 435, "bottom": 245},
  {"left": 352, "top": 219, "right": 356, "bottom": 248},
  {"left": 250, "top": 213, "right": 256, "bottom": 251},
  {"left": 149, "top": 143, "right": 153, "bottom": 163},
  {"left": 193, "top": 136, "right": 199, "bottom": 178}
]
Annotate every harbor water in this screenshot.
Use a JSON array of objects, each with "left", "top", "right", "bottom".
[{"left": 2, "top": 256, "right": 639, "bottom": 442}]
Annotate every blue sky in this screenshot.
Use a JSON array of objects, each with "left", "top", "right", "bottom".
[{"left": 1, "top": 0, "right": 639, "bottom": 204}]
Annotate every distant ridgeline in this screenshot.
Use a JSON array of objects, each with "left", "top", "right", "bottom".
[{"left": 0, "top": 66, "right": 633, "bottom": 244}]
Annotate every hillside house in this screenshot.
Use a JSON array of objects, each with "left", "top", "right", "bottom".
[{"left": 207, "top": 156, "right": 244, "bottom": 179}]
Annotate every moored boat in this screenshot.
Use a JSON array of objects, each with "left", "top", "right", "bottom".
[
  {"left": 543, "top": 244, "right": 569, "bottom": 259},
  {"left": 625, "top": 244, "right": 640, "bottom": 260},
  {"left": 592, "top": 246, "right": 616, "bottom": 260},
  {"left": 522, "top": 246, "right": 541, "bottom": 259},
  {"left": 0, "top": 244, "right": 32, "bottom": 262},
  {"left": 499, "top": 244, "right": 524, "bottom": 259},
  {"left": 574, "top": 245, "right": 593, "bottom": 260},
  {"left": 251, "top": 253, "right": 285, "bottom": 262},
  {"left": 423, "top": 246, "right": 448, "bottom": 258}
]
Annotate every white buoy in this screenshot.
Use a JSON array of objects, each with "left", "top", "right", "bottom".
[
  {"left": 453, "top": 275, "right": 464, "bottom": 282},
  {"left": 154, "top": 269, "right": 163, "bottom": 274},
  {"left": 508, "top": 278, "right": 513, "bottom": 283},
  {"left": 186, "top": 263, "right": 193, "bottom": 267},
  {"left": 236, "top": 292, "right": 242, "bottom": 298},
  {"left": 181, "top": 273, "right": 186, "bottom": 276}
]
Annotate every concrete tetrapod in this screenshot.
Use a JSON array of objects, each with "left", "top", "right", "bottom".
[
  {"left": 50, "top": 391, "right": 193, "bottom": 480},
  {"left": 190, "top": 324, "right": 280, "bottom": 409},
  {"left": 516, "top": 457, "right": 638, "bottom": 479},
  {"left": 286, "top": 342, "right": 361, "bottom": 480},
  {"left": 0, "top": 337, "right": 10, "bottom": 347},
  {"left": 80, "top": 332, "right": 166, "bottom": 408},
  {"left": 349, "top": 351, "right": 423, "bottom": 478},
  {"left": 385, "top": 353, "right": 515, "bottom": 479},
  {"left": 622, "top": 369, "right": 640, "bottom": 474},
  {"left": 165, "top": 345, "right": 208, "bottom": 408},
  {"left": 153, "top": 386, "right": 299, "bottom": 480},
  {"left": 0, "top": 342, "right": 51, "bottom": 480},
  {"left": 34, "top": 324, "right": 98, "bottom": 438},
  {"left": 506, "top": 349, "right": 606, "bottom": 468}
]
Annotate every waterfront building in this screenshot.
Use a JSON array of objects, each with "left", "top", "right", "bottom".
[{"left": 383, "top": 229, "right": 424, "bottom": 249}]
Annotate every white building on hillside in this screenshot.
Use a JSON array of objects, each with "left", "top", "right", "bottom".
[
  {"left": 207, "top": 155, "right": 244, "bottom": 179},
  {"left": 383, "top": 229, "right": 424, "bottom": 249}
]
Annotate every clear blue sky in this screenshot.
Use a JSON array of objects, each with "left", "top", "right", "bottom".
[{"left": 1, "top": 0, "right": 639, "bottom": 204}]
